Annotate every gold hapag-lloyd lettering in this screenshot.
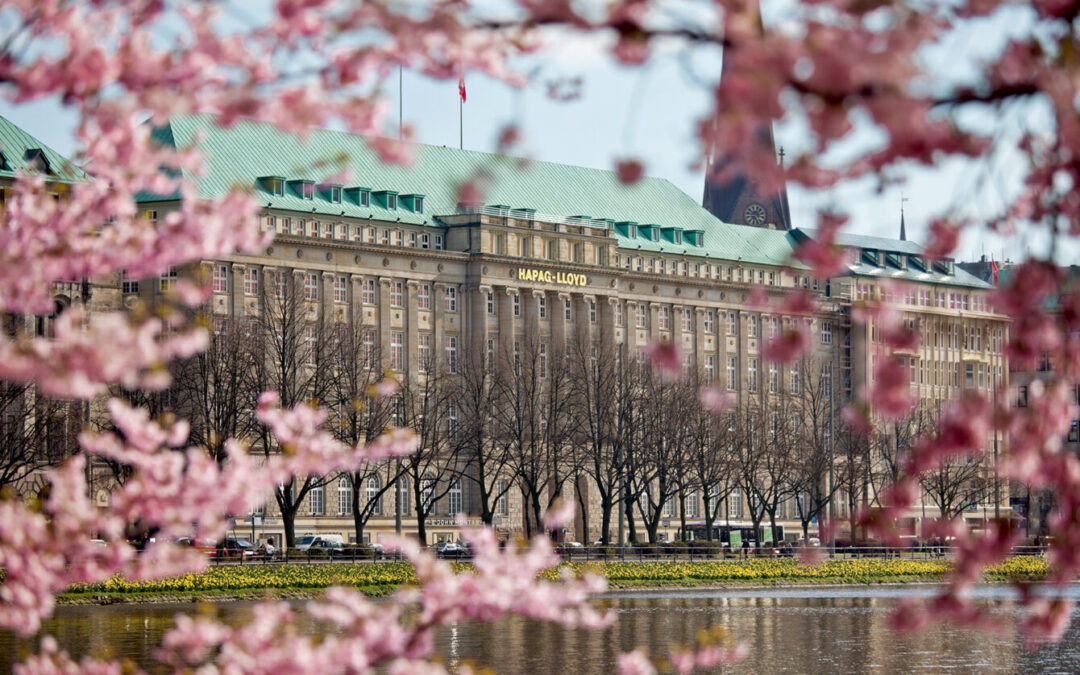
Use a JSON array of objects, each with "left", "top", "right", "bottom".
[{"left": 515, "top": 268, "right": 587, "bottom": 287}]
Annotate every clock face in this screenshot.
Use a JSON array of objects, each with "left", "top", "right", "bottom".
[{"left": 744, "top": 203, "right": 767, "bottom": 226}]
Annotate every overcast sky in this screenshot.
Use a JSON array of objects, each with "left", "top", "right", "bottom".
[{"left": 0, "top": 1, "right": 1067, "bottom": 265}]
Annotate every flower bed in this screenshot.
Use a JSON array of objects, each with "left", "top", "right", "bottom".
[{"left": 61, "top": 556, "right": 1050, "bottom": 598}]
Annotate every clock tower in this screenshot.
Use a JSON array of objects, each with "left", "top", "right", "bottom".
[{"left": 701, "top": 1, "right": 792, "bottom": 231}]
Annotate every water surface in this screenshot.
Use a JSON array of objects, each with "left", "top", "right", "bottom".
[{"left": 3, "top": 585, "right": 1079, "bottom": 673}]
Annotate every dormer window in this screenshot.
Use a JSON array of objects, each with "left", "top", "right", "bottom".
[
  {"left": 258, "top": 176, "right": 286, "bottom": 197},
  {"left": 0, "top": 152, "right": 9, "bottom": 171},
  {"left": 388, "top": 194, "right": 397, "bottom": 209},
  {"left": 288, "top": 179, "right": 315, "bottom": 200},
  {"left": 629, "top": 225, "right": 637, "bottom": 239},
  {"left": 673, "top": 230, "right": 683, "bottom": 245},
  {"left": 328, "top": 185, "right": 342, "bottom": 203},
  {"left": 651, "top": 228, "right": 659, "bottom": 242},
  {"left": 401, "top": 193, "right": 426, "bottom": 214},
  {"left": 24, "top": 149, "right": 51, "bottom": 174}
]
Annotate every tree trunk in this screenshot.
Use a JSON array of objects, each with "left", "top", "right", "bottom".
[
  {"left": 599, "top": 493, "right": 613, "bottom": 545},
  {"left": 703, "top": 494, "right": 715, "bottom": 542},
  {"left": 413, "top": 479, "right": 427, "bottom": 545},
  {"left": 679, "top": 494, "right": 688, "bottom": 542},
  {"left": 352, "top": 484, "right": 364, "bottom": 545},
  {"left": 575, "top": 482, "right": 589, "bottom": 543}
]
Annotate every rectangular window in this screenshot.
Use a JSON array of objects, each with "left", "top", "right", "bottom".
[
  {"left": 418, "top": 333, "right": 431, "bottom": 373},
  {"left": 322, "top": 221, "right": 333, "bottom": 238},
  {"left": 420, "top": 233, "right": 430, "bottom": 249},
  {"left": 445, "top": 286, "right": 458, "bottom": 312},
  {"left": 822, "top": 321, "right": 833, "bottom": 344},
  {"left": 274, "top": 270, "right": 286, "bottom": 299},
  {"left": 304, "top": 272, "right": 319, "bottom": 301},
  {"left": 769, "top": 362, "right": 779, "bottom": 393},
  {"left": 748, "top": 315, "right": 759, "bottom": 338},
  {"left": 387, "top": 194, "right": 397, "bottom": 210},
  {"left": 213, "top": 264, "right": 229, "bottom": 293},
  {"left": 513, "top": 294, "right": 521, "bottom": 317},
  {"left": 486, "top": 338, "right": 495, "bottom": 365},
  {"left": 122, "top": 272, "right": 139, "bottom": 295},
  {"left": 705, "top": 355, "right": 715, "bottom": 383},
  {"left": 726, "top": 312, "right": 737, "bottom": 336},
  {"left": 791, "top": 363, "right": 801, "bottom": 394},
  {"left": 539, "top": 343, "right": 548, "bottom": 379},
  {"left": 590, "top": 301, "right": 597, "bottom": 324},
  {"left": 704, "top": 310, "right": 715, "bottom": 334},
  {"left": 748, "top": 358, "right": 759, "bottom": 392},
  {"left": 435, "top": 235, "right": 443, "bottom": 250},
  {"left": 444, "top": 335, "right": 458, "bottom": 374},
  {"left": 363, "top": 330, "right": 376, "bottom": 368},
  {"left": 391, "top": 332, "right": 404, "bottom": 370},
  {"left": 333, "top": 275, "right": 347, "bottom": 303},
  {"left": 408, "top": 231, "right": 417, "bottom": 247},
  {"left": 538, "top": 295, "right": 547, "bottom": 319},
  {"left": 366, "top": 227, "right": 376, "bottom": 244},
  {"left": 418, "top": 283, "right": 431, "bottom": 310},
  {"left": 381, "top": 229, "right": 390, "bottom": 245},
  {"left": 393, "top": 230, "right": 403, "bottom": 246},
  {"left": 309, "top": 485, "right": 324, "bottom": 515},
  {"left": 635, "top": 304, "right": 647, "bottom": 329},
  {"left": 565, "top": 298, "right": 573, "bottom": 322},
  {"left": 362, "top": 278, "right": 376, "bottom": 304},
  {"left": 487, "top": 292, "right": 495, "bottom": 315},
  {"left": 615, "top": 302, "right": 624, "bottom": 326},
  {"left": 390, "top": 280, "right": 403, "bottom": 307},
  {"left": 659, "top": 306, "right": 670, "bottom": 330},
  {"left": 682, "top": 308, "right": 692, "bottom": 332},
  {"left": 727, "top": 357, "right": 737, "bottom": 391},
  {"left": 244, "top": 268, "right": 259, "bottom": 296}
]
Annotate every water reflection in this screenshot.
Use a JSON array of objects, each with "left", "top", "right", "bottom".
[{"left": 3, "top": 586, "right": 1080, "bottom": 673}]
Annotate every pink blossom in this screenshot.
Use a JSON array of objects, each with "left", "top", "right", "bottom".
[
  {"left": 543, "top": 499, "right": 575, "bottom": 530},
  {"left": 615, "top": 158, "right": 644, "bottom": 184},
  {"left": 698, "top": 386, "right": 734, "bottom": 415},
  {"left": 644, "top": 340, "right": 684, "bottom": 381}
]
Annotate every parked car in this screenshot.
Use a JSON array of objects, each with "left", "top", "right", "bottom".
[
  {"left": 435, "top": 541, "right": 470, "bottom": 559},
  {"left": 556, "top": 541, "right": 584, "bottom": 555},
  {"left": 294, "top": 535, "right": 344, "bottom": 556}
]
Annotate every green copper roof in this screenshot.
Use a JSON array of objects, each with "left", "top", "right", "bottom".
[
  {"left": 145, "top": 115, "right": 799, "bottom": 267},
  {"left": 0, "top": 116, "right": 84, "bottom": 182}
]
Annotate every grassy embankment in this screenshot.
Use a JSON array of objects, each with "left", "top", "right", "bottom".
[{"left": 56, "top": 556, "right": 1051, "bottom": 603}]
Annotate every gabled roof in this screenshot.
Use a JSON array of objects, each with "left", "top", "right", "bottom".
[
  {"left": 793, "top": 227, "right": 991, "bottom": 289},
  {"left": 0, "top": 116, "right": 84, "bottom": 182},
  {"left": 144, "top": 115, "right": 799, "bottom": 267}
]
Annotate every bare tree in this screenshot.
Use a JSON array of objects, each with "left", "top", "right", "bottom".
[
  {"left": 452, "top": 340, "right": 511, "bottom": 527},
  {"left": 246, "top": 269, "right": 335, "bottom": 549},
  {"left": 493, "top": 335, "right": 576, "bottom": 538},
  {"left": 173, "top": 320, "right": 255, "bottom": 464},
  {"left": 631, "top": 374, "right": 692, "bottom": 544},
  {"left": 686, "top": 389, "right": 737, "bottom": 542},
  {"left": 399, "top": 351, "right": 460, "bottom": 546},
  {"left": 324, "top": 311, "right": 399, "bottom": 545},
  {"left": 0, "top": 382, "right": 79, "bottom": 492},
  {"left": 789, "top": 356, "right": 841, "bottom": 541},
  {"left": 567, "top": 328, "right": 625, "bottom": 544}
]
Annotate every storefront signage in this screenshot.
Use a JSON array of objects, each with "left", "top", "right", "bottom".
[
  {"left": 517, "top": 268, "right": 588, "bottom": 286},
  {"left": 427, "top": 518, "right": 484, "bottom": 527}
]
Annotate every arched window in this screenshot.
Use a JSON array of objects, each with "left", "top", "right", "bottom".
[
  {"left": 397, "top": 476, "right": 410, "bottom": 516},
  {"left": 366, "top": 475, "right": 381, "bottom": 515},
  {"left": 338, "top": 476, "right": 353, "bottom": 516},
  {"left": 448, "top": 477, "right": 463, "bottom": 515},
  {"left": 421, "top": 473, "right": 435, "bottom": 510}
]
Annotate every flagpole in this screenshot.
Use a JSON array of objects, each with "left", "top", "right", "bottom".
[
  {"left": 459, "top": 83, "right": 463, "bottom": 150},
  {"left": 398, "top": 65, "right": 403, "bottom": 142}
]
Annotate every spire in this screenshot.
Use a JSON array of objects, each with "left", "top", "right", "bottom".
[
  {"left": 899, "top": 193, "right": 908, "bottom": 241},
  {"left": 701, "top": 0, "right": 791, "bottom": 230}
]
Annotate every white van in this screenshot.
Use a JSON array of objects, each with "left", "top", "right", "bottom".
[{"left": 294, "top": 534, "right": 345, "bottom": 552}]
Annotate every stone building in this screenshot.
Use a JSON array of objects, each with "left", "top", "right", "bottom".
[{"left": 0, "top": 112, "right": 1013, "bottom": 548}]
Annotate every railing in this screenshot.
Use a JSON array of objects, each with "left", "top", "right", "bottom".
[{"left": 202, "top": 544, "right": 1053, "bottom": 566}]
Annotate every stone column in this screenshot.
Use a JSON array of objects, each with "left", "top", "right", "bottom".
[{"left": 231, "top": 263, "right": 247, "bottom": 320}]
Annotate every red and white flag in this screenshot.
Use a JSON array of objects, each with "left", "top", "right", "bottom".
[{"left": 458, "top": 73, "right": 466, "bottom": 103}]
